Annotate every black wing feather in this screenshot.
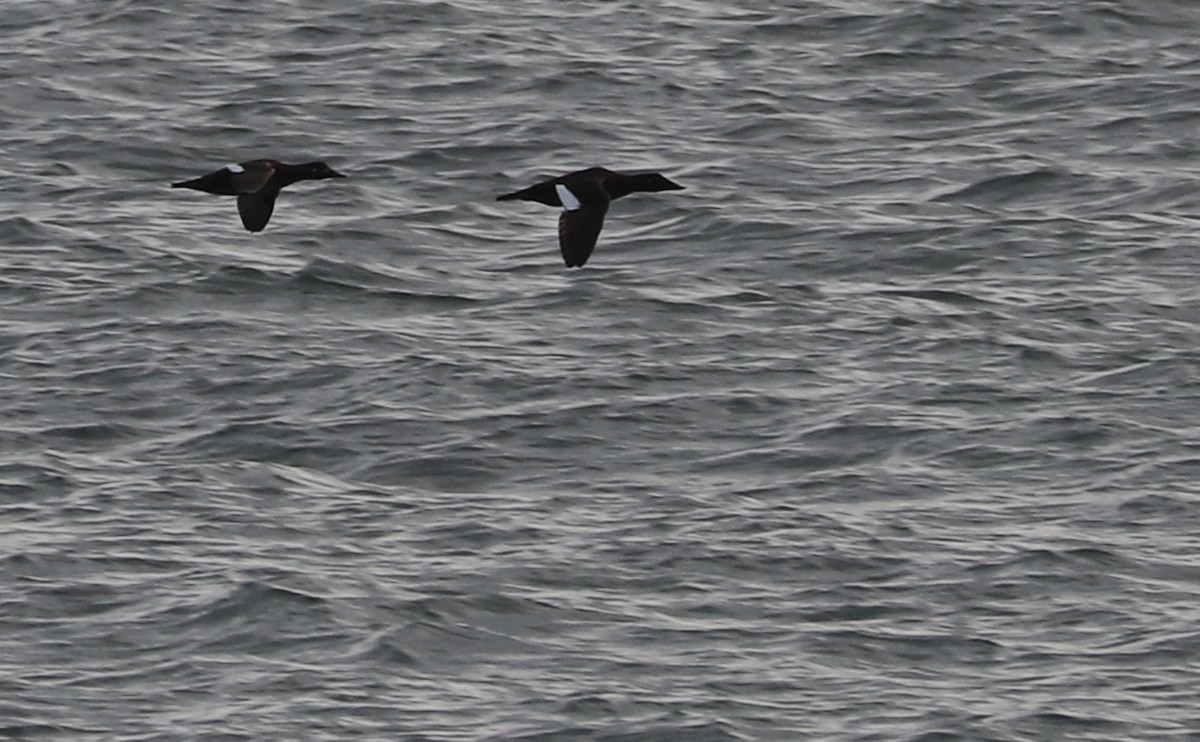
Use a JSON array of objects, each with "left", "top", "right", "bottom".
[
  {"left": 237, "top": 192, "right": 278, "bottom": 232},
  {"left": 557, "top": 201, "right": 608, "bottom": 268}
]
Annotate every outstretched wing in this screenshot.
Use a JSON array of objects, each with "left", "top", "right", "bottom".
[
  {"left": 557, "top": 207, "right": 607, "bottom": 267},
  {"left": 556, "top": 184, "right": 609, "bottom": 267},
  {"left": 496, "top": 179, "right": 561, "bottom": 206},
  {"left": 237, "top": 191, "right": 278, "bottom": 232},
  {"left": 229, "top": 162, "right": 274, "bottom": 194},
  {"left": 172, "top": 161, "right": 275, "bottom": 195}
]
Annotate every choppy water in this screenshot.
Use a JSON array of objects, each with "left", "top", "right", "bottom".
[{"left": 3, "top": 1, "right": 1200, "bottom": 739}]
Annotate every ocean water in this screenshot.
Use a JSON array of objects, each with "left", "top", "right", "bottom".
[{"left": 3, "top": 0, "right": 1200, "bottom": 739}]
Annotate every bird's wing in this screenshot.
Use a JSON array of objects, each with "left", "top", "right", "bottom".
[
  {"left": 555, "top": 182, "right": 610, "bottom": 267},
  {"left": 496, "top": 179, "right": 560, "bottom": 206},
  {"left": 557, "top": 197, "right": 609, "bottom": 267},
  {"left": 230, "top": 162, "right": 275, "bottom": 194},
  {"left": 237, "top": 192, "right": 278, "bottom": 232}
]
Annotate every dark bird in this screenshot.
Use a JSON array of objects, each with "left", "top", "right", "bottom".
[
  {"left": 171, "top": 159, "right": 345, "bottom": 232},
  {"left": 496, "top": 167, "right": 683, "bottom": 267}
]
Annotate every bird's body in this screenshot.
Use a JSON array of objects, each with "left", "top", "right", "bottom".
[
  {"left": 497, "top": 167, "right": 683, "bottom": 267},
  {"left": 171, "top": 159, "right": 344, "bottom": 232}
]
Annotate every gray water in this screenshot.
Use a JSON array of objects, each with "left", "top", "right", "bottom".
[{"left": 3, "top": 1, "right": 1199, "bottom": 739}]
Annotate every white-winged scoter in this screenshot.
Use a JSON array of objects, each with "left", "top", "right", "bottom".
[
  {"left": 497, "top": 167, "right": 683, "bottom": 267},
  {"left": 171, "top": 159, "right": 345, "bottom": 232}
]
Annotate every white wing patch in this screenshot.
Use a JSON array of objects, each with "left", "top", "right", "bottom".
[
  {"left": 555, "top": 184, "right": 582, "bottom": 211},
  {"left": 226, "top": 163, "right": 245, "bottom": 173}
]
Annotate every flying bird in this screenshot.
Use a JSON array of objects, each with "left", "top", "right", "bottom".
[
  {"left": 171, "top": 159, "right": 345, "bottom": 232},
  {"left": 497, "top": 167, "right": 683, "bottom": 267}
]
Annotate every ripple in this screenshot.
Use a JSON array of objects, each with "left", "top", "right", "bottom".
[{"left": 3, "top": 0, "right": 1200, "bottom": 738}]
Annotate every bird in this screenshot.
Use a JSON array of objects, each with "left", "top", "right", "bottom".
[
  {"left": 171, "top": 159, "right": 345, "bottom": 232},
  {"left": 496, "top": 167, "right": 683, "bottom": 267}
]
